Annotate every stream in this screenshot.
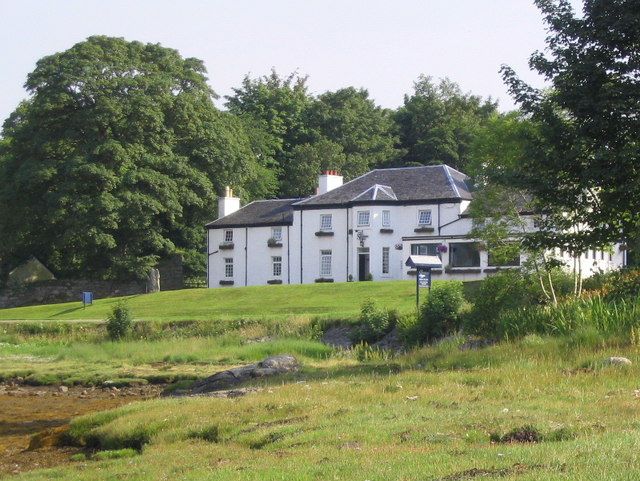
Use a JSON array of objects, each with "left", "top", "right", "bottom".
[{"left": 0, "top": 384, "right": 162, "bottom": 476}]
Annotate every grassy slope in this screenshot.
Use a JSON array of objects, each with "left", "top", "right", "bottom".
[
  {"left": 14, "top": 338, "right": 640, "bottom": 481},
  {"left": 0, "top": 281, "right": 418, "bottom": 322}
]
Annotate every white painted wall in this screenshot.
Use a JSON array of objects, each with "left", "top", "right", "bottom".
[
  {"left": 208, "top": 202, "right": 626, "bottom": 287},
  {"left": 208, "top": 225, "right": 292, "bottom": 287}
]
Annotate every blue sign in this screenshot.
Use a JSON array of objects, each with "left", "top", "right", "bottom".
[
  {"left": 417, "top": 269, "right": 431, "bottom": 289},
  {"left": 82, "top": 291, "right": 93, "bottom": 306}
]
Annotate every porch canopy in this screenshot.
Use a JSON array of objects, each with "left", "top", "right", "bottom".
[{"left": 405, "top": 255, "right": 443, "bottom": 270}]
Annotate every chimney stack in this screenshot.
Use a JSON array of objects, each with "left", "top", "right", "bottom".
[
  {"left": 317, "top": 170, "right": 343, "bottom": 195},
  {"left": 218, "top": 185, "right": 240, "bottom": 219}
]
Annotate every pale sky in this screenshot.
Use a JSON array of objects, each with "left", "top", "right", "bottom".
[{"left": 0, "top": 0, "right": 583, "bottom": 123}]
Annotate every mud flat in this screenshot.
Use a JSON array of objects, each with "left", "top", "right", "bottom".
[{"left": 0, "top": 383, "right": 162, "bottom": 476}]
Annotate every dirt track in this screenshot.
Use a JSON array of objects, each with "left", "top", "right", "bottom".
[{"left": 0, "top": 383, "right": 162, "bottom": 476}]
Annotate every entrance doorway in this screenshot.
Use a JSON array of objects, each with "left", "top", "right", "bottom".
[{"left": 358, "top": 249, "right": 370, "bottom": 281}]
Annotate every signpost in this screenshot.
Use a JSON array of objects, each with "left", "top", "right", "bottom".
[
  {"left": 82, "top": 291, "right": 93, "bottom": 308},
  {"left": 405, "top": 255, "right": 442, "bottom": 310}
]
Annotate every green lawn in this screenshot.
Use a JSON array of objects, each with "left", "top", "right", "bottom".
[
  {"left": 0, "top": 281, "right": 419, "bottom": 322},
  {"left": 13, "top": 337, "right": 640, "bottom": 481}
]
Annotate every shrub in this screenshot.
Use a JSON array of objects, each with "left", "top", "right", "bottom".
[
  {"left": 396, "top": 312, "right": 420, "bottom": 346},
  {"left": 354, "top": 299, "right": 396, "bottom": 343},
  {"left": 106, "top": 303, "right": 132, "bottom": 340},
  {"left": 602, "top": 268, "right": 640, "bottom": 301},
  {"left": 417, "top": 282, "right": 464, "bottom": 342}
]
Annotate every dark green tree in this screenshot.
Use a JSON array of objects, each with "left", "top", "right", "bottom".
[
  {"left": 283, "top": 140, "right": 347, "bottom": 197},
  {"left": 309, "top": 87, "right": 401, "bottom": 172},
  {"left": 395, "top": 76, "right": 497, "bottom": 170},
  {"left": 501, "top": 0, "right": 640, "bottom": 255},
  {"left": 225, "top": 70, "right": 317, "bottom": 197},
  {"left": 0, "top": 36, "right": 257, "bottom": 282}
]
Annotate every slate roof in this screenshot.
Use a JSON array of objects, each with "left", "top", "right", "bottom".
[
  {"left": 206, "top": 198, "right": 303, "bottom": 229},
  {"left": 206, "top": 165, "right": 473, "bottom": 228},
  {"left": 294, "top": 165, "right": 472, "bottom": 208}
]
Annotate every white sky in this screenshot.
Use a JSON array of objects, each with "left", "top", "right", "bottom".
[{"left": 0, "top": 0, "right": 584, "bottom": 123}]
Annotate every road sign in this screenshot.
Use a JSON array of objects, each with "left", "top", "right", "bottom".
[{"left": 417, "top": 269, "right": 431, "bottom": 289}]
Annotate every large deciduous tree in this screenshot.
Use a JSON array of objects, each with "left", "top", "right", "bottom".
[
  {"left": 225, "top": 70, "right": 316, "bottom": 197},
  {"left": 501, "top": 0, "right": 640, "bottom": 254},
  {"left": 395, "top": 76, "right": 497, "bottom": 171},
  {"left": 0, "top": 36, "right": 257, "bottom": 282}
]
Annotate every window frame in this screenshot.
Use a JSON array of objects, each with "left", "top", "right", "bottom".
[
  {"left": 224, "top": 229, "right": 233, "bottom": 243},
  {"left": 410, "top": 243, "right": 440, "bottom": 258},
  {"left": 381, "top": 210, "right": 391, "bottom": 227},
  {"left": 382, "top": 247, "right": 390, "bottom": 274},
  {"left": 357, "top": 210, "right": 370, "bottom": 227},
  {"left": 271, "top": 226, "right": 282, "bottom": 242},
  {"left": 417, "top": 209, "right": 432, "bottom": 226},
  {"left": 449, "top": 242, "right": 481, "bottom": 268},
  {"left": 224, "top": 258, "right": 234, "bottom": 278},
  {"left": 319, "top": 214, "right": 333, "bottom": 231},
  {"left": 320, "top": 249, "right": 332, "bottom": 277},
  {"left": 272, "top": 256, "right": 282, "bottom": 277}
]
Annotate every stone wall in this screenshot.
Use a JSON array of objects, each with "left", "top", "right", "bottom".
[
  {"left": 0, "top": 279, "right": 147, "bottom": 309},
  {"left": 156, "top": 254, "right": 184, "bottom": 291}
]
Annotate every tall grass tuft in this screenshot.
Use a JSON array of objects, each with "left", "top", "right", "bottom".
[{"left": 498, "top": 295, "right": 640, "bottom": 339}]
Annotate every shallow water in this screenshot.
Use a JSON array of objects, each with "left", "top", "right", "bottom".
[{"left": 0, "top": 384, "right": 161, "bottom": 476}]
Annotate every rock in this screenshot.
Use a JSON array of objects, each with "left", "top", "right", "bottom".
[
  {"left": 184, "top": 355, "right": 300, "bottom": 395},
  {"left": 58, "top": 385, "right": 68, "bottom": 393},
  {"left": 604, "top": 356, "right": 632, "bottom": 366},
  {"left": 322, "top": 326, "right": 355, "bottom": 348},
  {"left": 374, "top": 327, "right": 404, "bottom": 352}
]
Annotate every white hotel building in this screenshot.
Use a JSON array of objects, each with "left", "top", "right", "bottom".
[{"left": 206, "top": 166, "right": 624, "bottom": 287}]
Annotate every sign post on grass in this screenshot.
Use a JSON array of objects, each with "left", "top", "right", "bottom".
[
  {"left": 405, "top": 255, "right": 442, "bottom": 310},
  {"left": 82, "top": 291, "right": 93, "bottom": 308}
]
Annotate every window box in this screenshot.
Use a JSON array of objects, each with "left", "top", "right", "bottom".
[
  {"left": 414, "top": 227, "right": 434, "bottom": 233},
  {"left": 314, "top": 278, "right": 334, "bottom": 283},
  {"left": 267, "top": 279, "right": 283, "bottom": 285},
  {"left": 379, "top": 228, "right": 394, "bottom": 234},
  {"left": 315, "top": 231, "right": 334, "bottom": 237},
  {"left": 445, "top": 267, "right": 482, "bottom": 274},
  {"left": 219, "top": 242, "right": 234, "bottom": 250},
  {"left": 219, "top": 280, "right": 234, "bottom": 286},
  {"left": 267, "top": 238, "right": 282, "bottom": 247}
]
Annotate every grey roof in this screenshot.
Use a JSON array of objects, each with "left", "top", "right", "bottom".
[
  {"left": 294, "top": 165, "right": 472, "bottom": 208},
  {"left": 206, "top": 198, "right": 303, "bottom": 229},
  {"left": 206, "top": 165, "right": 473, "bottom": 228}
]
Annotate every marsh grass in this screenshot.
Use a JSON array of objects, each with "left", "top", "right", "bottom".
[{"left": 13, "top": 335, "right": 640, "bottom": 481}]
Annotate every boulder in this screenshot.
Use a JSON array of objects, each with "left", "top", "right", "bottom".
[
  {"left": 188, "top": 355, "right": 299, "bottom": 395},
  {"left": 604, "top": 356, "right": 632, "bottom": 366}
]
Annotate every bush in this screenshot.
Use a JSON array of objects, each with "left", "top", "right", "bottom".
[
  {"left": 464, "top": 269, "right": 574, "bottom": 338},
  {"left": 354, "top": 299, "right": 397, "bottom": 343},
  {"left": 396, "top": 312, "right": 420, "bottom": 346},
  {"left": 417, "top": 282, "right": 464, "bottom": 342},
  {"left": 106, "top": 303, "right": 132, "bottom": 340}
]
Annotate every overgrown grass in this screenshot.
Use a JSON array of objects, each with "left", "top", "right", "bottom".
[
  {"left": 498, "top": 295, "right": 640, "bottom": 339},
  {"left": 13, "top": 336, "right": 640, "bottom": 480},
  {"left": 0, "top": 336, "right": 335, "bottom": 386}
]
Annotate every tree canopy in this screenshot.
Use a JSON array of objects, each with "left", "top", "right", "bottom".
[
  {"left": 395, "top": 76, "right": 497, "bottom": 171},
  {"left": 500, "top": 0, "right": 640, "bottom": 253},
  {"left": 0, "top": 36, "right": 258, "bottom": 281}
]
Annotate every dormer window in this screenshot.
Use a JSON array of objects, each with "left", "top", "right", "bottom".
[
  {"left": 357, "top": 210, "right": 370, "bottom": 227},
  {"left": 320, "top": 214, "right": 333, "bottom": 231},
  {"left": 224, "top": 230, "right": 233, "bottom": 242},
  {"left": 418, "top": 210, "right": 432, "bottom": 226}
]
